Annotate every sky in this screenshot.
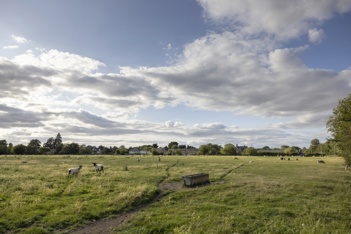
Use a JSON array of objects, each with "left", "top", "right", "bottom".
[{"left": 0, "top": 0, "right": 351, "bottom": 149}]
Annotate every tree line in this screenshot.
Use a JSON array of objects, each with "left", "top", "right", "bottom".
[{"left": 0, "top": 135, "right": 338, "bottom": 157}]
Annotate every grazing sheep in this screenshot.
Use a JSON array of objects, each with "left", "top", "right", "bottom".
[
  {"left": 345, "top": 165, "right": 349, "bottom": 170},
  {"left": 68, "top": 165, "right": 82, "bottom": 177},
  {"left": 249, "top": 160, "right": 254, "bottom": 164},
  {"left": 137, "top": 158, "right": 140, "bottom": 162},
  {"left": 93, "top": 162, "right": 104, "bottom": 174},
  {"left": 318, "top": 160, "right": 325, "bottom": 164}
]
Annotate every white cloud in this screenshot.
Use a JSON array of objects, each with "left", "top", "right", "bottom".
[
  {"left": 138, "top": 31, "right": 350, "bottom": 118},
  {"left": 13, "top": 49, "right": 105, "bottom": 74},
  {"left": 3, "top": 45, "right": 19, "bottom": 49},
  {"left": 1, "top": 1, "right": 351, "bottom": 148},
  {"left": 197, "top": 0, "right": 351, "bottom": 39},
  {"left": 308, "top": 28, "right": 325, "bottom": 44},
  {"left": 11, "top": 34, "right": 28, "bottom": 44}
]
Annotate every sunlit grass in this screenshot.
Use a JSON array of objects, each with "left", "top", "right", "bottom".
[
  {"left": 116, "top": 156, "right": 351, "bottom": 234},
  {"left": 1, "top": 155, "right": 350, "bottom": 233}
]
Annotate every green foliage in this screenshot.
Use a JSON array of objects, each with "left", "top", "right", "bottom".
[
  {"left": 220, "top": 143, "right": 237, "bottom": 155},
  {"left": 198, "top": 143, "right": 221, "bottom": 155},
  {"left": 327, "top": 93, "right": 351, "bottom": 164},
  {"left": 243, "top": 146, "right": 257, "bottom": 155},
  {"left": 168, "top": 142, "right": 179, "bottom": 149},
  {"left": 0, "top": 140, "right": 8, "bottom": 154},
  {"left": 13, "top": 144, "right": 26, "bottom": 154},
  {"left": 60, "top": 142, "right": 80, "bottom": 154}
]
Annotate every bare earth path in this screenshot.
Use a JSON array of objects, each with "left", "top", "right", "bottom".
[
  {"left": 63, "top": 162, "right": 243, "bottom": 234},
  {"left": 62, "top": 161, "right": 182, "bottom": 234},
  {"left": 65, "top": 181, "right": 182, "bottom": 234}
]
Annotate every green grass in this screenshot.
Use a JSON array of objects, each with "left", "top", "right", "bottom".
[
  {"left": 115, "top": 156, "right": 351, "bottom": 234},
  {"left": 0, "top": 155, "right": 350, "bottom": 234}
]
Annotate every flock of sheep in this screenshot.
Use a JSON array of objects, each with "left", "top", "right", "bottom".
[
  {"left": 67, "top": 156, "right": 161, "bottom": 177},
  {"left": 68, "top": 162, "right": 104, "bottom": 177}
]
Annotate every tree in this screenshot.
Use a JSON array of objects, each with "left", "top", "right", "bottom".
[
  {"left": 168, "top": 142, "right": 178, "bottom": 149},
  {"left": 7, "top": 143, "right": 13, "bottom": 154},
  {"left": 118, "top": 145, "right": 127, "bottom": 155},
  {"left": 198, "top": 144, "right": 211, "bottom": 155},
  {"left": 0, "top": 140, "right": 7, "bottom": 155},
  {"left": 13, "top": 144, "right": 26, "bottom": 154},
  {"left": 44, "top": 137, "right": 55, "bottom": 149},
  {"left": 220, "top": 143, "right": 237, "bottom": 155},
  {"left": 54, "top": 133, "right": 63, "bottom": 153},
  {"left": 281, "top": 145, "right": 289, "bottom": 149},
  {"left": 61, "top": 143, "right": 79, "bottom": 154},
  {"left": 243, "top": 147, "right": 257, "bottom": 156},
  {"left": 198, "top": 143, "right": 221, "bottom": 155},
  {"left": 26, "top": 139, "right": 41, "bottom": 154},
  {"left": 327, "top": 93, "right": 351, "bottom": 164},
  {"left": 310, "top": 139, "right": 320, "bottom": 154}
]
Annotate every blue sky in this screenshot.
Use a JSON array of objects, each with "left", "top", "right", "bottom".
[{"left": 0, "top": 0, "right": 351, "bottom": 149}]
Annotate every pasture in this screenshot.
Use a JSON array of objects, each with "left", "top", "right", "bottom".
[{"left": 0, "top": 155, "right": 350, "bottom": 233}]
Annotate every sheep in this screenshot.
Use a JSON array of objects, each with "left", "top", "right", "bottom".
[
  {"left": 68, "top": 165, "right": 82, "bottom": 177},
  {"left": 317, "top": 160, "right": 325, "bottom": 164},
  {"left": 249, "top": 160, "right": 254, "bottom": 164},
  {"left": 93, "top": 162, "right": 104, "bottom": 174},
  {"left": 345, "top": 165, "right": 349, "bottom": 170}
]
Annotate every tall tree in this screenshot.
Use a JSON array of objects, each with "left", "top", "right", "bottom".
[
  {"left": 0, "top": 140, "right": 7, "bottom": 155},
  {"left": 7, "top": 143, "right": 13, "bottom": 154},
  {"left": 198, "top": 143, "right": 221, "bottom": 155},
  {"left": 44, "top": 137, "right": 55, "bottom": 149},
  {"left": 310, "top": 139, "right": 320, "bottom": 150},
  {"left": 168, "top": 142, "right": 179, "bottom": 149},
  {"left": 54, "top": 133, "right": 63, "bottom": 153},
  {"left": 243, "top": 147, "right": 257, "bottom": 156},
  {"left": 13, "top": 144, "right": 26, "bottom": 154},
  {"left": 26, "top": 139, "right": 41, "bottom": 155},
  {"left": 221, "top": 143, "right": 237, "bottom": 155},
  {"left": 327, "top": 93, "right": 351, "bottom": 164},
  {"left": 118, "top": 145, "right": 127, "bottom": 155}
]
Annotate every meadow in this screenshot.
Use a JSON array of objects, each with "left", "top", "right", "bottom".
[{"left": 0, "top": 155, "right": 350, "bottom": 234}]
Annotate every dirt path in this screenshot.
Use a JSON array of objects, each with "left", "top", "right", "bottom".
[
  {"left": 64, "top": 161, "right": 182, "bottom": 234},
  {"left": 61, "top": 161, "right": 240, "bottom": 234},
  {"left": 65, "top": 181, "right": 182, "bottom": 234}
]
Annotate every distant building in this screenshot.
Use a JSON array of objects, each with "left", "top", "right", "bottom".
[
  {"left": 129, "top": 147, "right": 140, "bottom": 155},
  {"left": 235, "top": 144, "right": 248, "bottom": 154}
]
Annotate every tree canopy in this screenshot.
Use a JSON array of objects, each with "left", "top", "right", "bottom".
[{"left": 327, "top": 93, "right": 351, "bottom": 164}]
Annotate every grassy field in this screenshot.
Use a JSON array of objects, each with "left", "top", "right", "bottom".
[{"left": 0, "top": 155, "right": 350, "bottom": 234}]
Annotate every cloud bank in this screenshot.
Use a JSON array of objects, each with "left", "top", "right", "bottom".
[{"left": 1, "top": 0, "right": 351, "bottom": 148}]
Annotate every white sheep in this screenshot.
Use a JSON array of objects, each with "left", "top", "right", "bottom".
[
  {"left": 68, "top": 165, "right": 82, "bottom": 177},
  {"left": 93, "top": 162, "right": 104, "bottom": 174}
]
